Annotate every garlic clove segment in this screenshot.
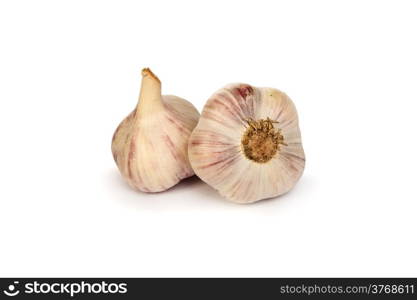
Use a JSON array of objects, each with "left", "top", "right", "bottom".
[
  {"left": 112, "top": 68, "right": 200, "bottom": 192},
  {"left": 188, "top": 84, "right": 305, "bottom": 203}
]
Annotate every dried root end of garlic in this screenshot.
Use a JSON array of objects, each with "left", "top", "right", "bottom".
[
  {"left": 112, "top": 68, "right": 200, "bottom": 192},
  {"left": 188, "top": 83, "right": 305, "bottom": 203}
]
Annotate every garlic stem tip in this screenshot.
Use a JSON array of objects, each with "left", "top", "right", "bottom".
[{"left": 141, "top": 68, "right": 160, "bottom": 83}]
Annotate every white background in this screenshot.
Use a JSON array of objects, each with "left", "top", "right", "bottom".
[{"left": 0, "top": 0, "right": 416, "bottom": 277}]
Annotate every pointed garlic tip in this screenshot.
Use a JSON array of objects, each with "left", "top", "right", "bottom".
[
  {"left": 136, "top": 68, "right": 163, "bottom": 116},
  {"left": 188, "top": 83, "right": 305, "bottom": 204},
  {"left": 111, "top": 68, "right": 200, "bottom": 193},
  {"left": 141, "top": 67, "right": 160, "bottom": 82}
]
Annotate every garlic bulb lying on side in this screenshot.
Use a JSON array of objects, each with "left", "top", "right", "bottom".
[
  {"left": 188, "top": 84, "right": 305, "bottom": 203},
  {"left": 112, "top": 68, "right": 200, "bottom": 192}
]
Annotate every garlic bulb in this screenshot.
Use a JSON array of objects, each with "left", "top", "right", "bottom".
[
  {"left": 188, "top": 84, "right": 305, "bottom": 203},
  {"left": 112, "top": 68, "right": 200, "bottom": 192}
]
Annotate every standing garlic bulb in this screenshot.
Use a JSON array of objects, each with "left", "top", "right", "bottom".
[
  {"left": 112, "top": 68, "right": 200, "bottom": 192},
  {"left": 188, "top": 84, "right": 305, "bottom": 203}
]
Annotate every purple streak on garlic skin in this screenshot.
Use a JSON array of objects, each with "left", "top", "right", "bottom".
[
  {"left": 111, "top": 68, "right": 200, "bottom": 193},
  {"left": 188, "top": 83, "right": 305, "bottom": 203}
]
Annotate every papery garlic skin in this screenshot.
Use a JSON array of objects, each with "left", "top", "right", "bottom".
[
  {"left": 188, "top": 84, "right": 305, "bottom": 203},
  {"left": 112, "top": 68, "right": 199, "bottom": 192}
]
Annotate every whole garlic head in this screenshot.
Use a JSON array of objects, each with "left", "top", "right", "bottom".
[
  {"left": 112, "top": 68, "right": 200, "bottom": 192},
  {"left": 188, "top": 84, "right": 305, "bottom": 203}
]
